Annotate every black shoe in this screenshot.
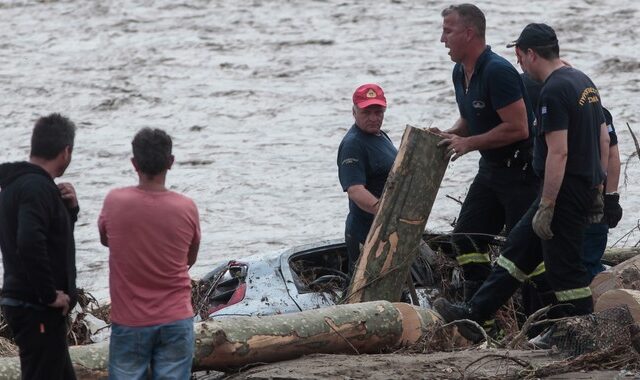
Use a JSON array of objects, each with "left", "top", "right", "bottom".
[{"left": 433, "top": 298, "right": 485, "bottom": 343}]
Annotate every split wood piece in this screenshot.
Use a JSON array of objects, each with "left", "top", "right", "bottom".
[
  {"left": 192, "top": 300, "right": 446, "bottom": 372},
  {"left": 594, "top": 289, "right": 640, "bottom": 324},
  {"left": 590, "top": 253, "right": 640, "bottom": 302},
  {"left": 346, "top": 126, "right": 448, "bottom": 303}
]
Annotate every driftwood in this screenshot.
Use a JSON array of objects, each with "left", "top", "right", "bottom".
[
  {"left": 346, "top": 126, "right": 448, "bottom": 303},
  {"left": 590, "top": 253, "right": 640, "bottom": 302},
  {"left": 595, "top": 289, "right": 640, "bottom": 323}
]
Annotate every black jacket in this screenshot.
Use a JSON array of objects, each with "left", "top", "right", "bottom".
[{"left": 0, "top": 162, "right": 78, "bottom": 307}]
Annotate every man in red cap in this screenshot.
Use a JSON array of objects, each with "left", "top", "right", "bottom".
[{"left": 337, "top": 83, "right": 397, "bottom": 275}]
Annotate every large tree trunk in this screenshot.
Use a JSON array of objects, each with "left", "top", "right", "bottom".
[
  {"left": 590, "top": 253, "right": 640, "bottom": 302},
  {"left": 0, "top": 302, "right": 452, "bottom": 377},
  {"left": 345, "top": 126, "right": 448, "bottom": 303}
]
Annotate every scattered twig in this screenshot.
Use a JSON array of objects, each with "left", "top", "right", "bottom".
[
  {"left": 446, "top": 194, "right": 463, "bottom": 205},
  {"left": 464, "top": 353, "right": 533, "bottom": 378},
  {"left": 508, "top": 305, "right": 552, "bottom": 349},
  {"left": 627, "top": 122, "right": 640, "bottom": 163},
  {"left": 440, "top": 319, "right": 493, "bottom": 348}
]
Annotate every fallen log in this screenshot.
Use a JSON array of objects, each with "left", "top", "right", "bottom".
[
  {"left": 0, "top": 301, "right": 452, "bottom": 376},
  {"left": 0, "top": 341, "right": 109, "bottom": 380},
  {"left": 590, "top": 253, "right": 640, "bottom": 302},
  {"left": 595, "top": 289, "right": 640, "bottom": 323},
  {"left": 601, "top": 247, "right": 640, "bottom": 266},
  {"left": 192, "top": 300, "right": 446, "bottom": 371},
  {"left": 346, "top": 126, "right": 448, "bottom": 303}
]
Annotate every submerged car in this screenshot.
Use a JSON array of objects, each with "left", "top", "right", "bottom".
[{"left": 193, "top": 232, "right": 503, "bottom": 319}]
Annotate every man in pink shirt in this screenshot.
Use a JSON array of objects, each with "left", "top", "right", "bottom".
[{"left": 98, "top": 128, "right": 200, "bottom": 379}]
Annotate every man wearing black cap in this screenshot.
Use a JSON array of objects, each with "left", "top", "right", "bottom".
[
  {"left": 433, "top": 4, "right": 539, "bottom": 318},
  {"left": 337, "top": 84, "right": 397, "bottom": 275},
  {"left": 434, "top": 23, "right": 610, "bottom": 345}
]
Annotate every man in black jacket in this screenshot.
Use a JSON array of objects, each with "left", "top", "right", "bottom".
[{"left": 0, "top": 113, "right": 79, "bottom": 380}]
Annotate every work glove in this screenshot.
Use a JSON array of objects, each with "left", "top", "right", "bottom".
[
  {"left": 586, "top": 190, "right": 605, "bottom": 224},
  {"left": 603, "top": 193, "right": 623, "bottom": 228},
  {"left": 533, "top": 198, "right": 555, "bottom": 240}
]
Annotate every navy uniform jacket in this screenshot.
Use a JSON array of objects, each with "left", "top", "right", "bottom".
[{"left": 337, "top": 124, "right": 397, "bottom": 243}]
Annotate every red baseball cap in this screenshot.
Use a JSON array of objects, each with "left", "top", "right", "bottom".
[{"left": 352, "top": 83, "right": 387, "bottom": 108}]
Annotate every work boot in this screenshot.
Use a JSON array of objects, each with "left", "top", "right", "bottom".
[
  {"left": 482, "top": 319, "right": 505, "bottom": 341},
  {"left": 463, "top": 280, "right": 483, "bottom": 302},
  {"left": 433, "top": 298, "right": 485, "bottom": 343}
]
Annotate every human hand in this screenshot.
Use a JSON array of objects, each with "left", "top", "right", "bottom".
[
  {"left": 437, "top": 135, "right": 472, "bottom": 161},
  {"left": 603, "top": 193, "right": 623, "bottom": 228},
  {"left": 58, "top": 182, "right": 78, "bottom": 209},
  {"left": 48, "top": 290, "right": 71, "bottom": 316},
  {"left": 533, "top": 197, "right": 555, "bottom": 240}
]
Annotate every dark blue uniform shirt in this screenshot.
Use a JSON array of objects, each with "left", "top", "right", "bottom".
[
  {"left": 337, "top": 124, "right": 397, "bottom": 243},
  {"left": 533, "top": 67, "right": 606, "bottom": 187},
  {"left": 453, "top": 46, "right": 535, "bottom": 164}
]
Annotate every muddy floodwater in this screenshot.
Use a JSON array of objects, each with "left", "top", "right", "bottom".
[{"left": 1, "top": 0, "right": 639, "bottom": 299}]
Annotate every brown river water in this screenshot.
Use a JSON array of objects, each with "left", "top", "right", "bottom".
[{"left": 1, "top": 0, "right": 639, "bottom": 299}]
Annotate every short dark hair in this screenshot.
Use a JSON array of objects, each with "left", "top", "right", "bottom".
[
  {"left": 30, "top": 113, "right": 76, "bottom": 160},
  {"left": 442, "top": 4, "right": 486, "bottom": 39},
  {"left": 132, "top": 128, "right": 173, "bottom": 176},
  {"left": 523, "top": 44, "right": 560, "bottom": 60}
]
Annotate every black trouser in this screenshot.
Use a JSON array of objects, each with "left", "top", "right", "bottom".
[
  {"left": 450, "top": 163, "right": 539, "bottom": 282},
  {"left": 345, "top": 231, "right": 363, "bottom": 277},
  {"left": 1, "top": 305, "right": 76, "bottom": 380},
  {"left": 471, "top": 175, "right": 597, "bottom": 321}
]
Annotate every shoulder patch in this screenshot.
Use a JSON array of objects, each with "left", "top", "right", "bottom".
[{"left": 341, "top": 158, "right": 359, "bottom": 165}]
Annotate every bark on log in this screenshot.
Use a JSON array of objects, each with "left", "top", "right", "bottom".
[
  {"left": 0, "top": 301, "right": 450, "bottom": 376},
  {"left": 595, "top": 289, "right": 640, "bottom": 323},
  {"left": 601, "top": 247, "right": 640, "bottom": 266},
  {"left": 346, "top": 126, "right": 448, "bottom": 303},
  {"left": 192, "top": 300, "right": 445, "bottom": 371},
  {"left": 590, "top": 254, "right": 640, "bottom": 302},
  {"left": 0, "top": 341, "right": 109, "bottom": 380}
]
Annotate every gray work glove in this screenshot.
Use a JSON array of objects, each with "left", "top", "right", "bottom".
[{"left": 533, "top": 197, "right": 555, "bottom": 240}]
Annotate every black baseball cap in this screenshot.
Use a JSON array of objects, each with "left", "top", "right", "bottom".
[{"left": 506, "top": 23, "right": 558, "bottom": 48}]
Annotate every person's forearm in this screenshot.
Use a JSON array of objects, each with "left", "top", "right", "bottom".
[
  {"left": 445, "top": 118, "right": 470, "bottom": 136},
  {"left": 187, "top": 240, "right": 199, "bottom": 268},
  {"left": 606, "top": 144, "right": 621, "bottom": 193},
  {"left": 347, "top": 185, "right": 379, "bottom": 215},
  {"left": 542, "top": 150, "right": 567, "bottom": 203},
  {"left": 541, "top": 130, "right": 569, "bottom": 203},
  {"left": 599, "top": 122, "right": 610, "bottom": 181},
  {"left": 465, "top": 121, "right": 529, "bottom": 151}
]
